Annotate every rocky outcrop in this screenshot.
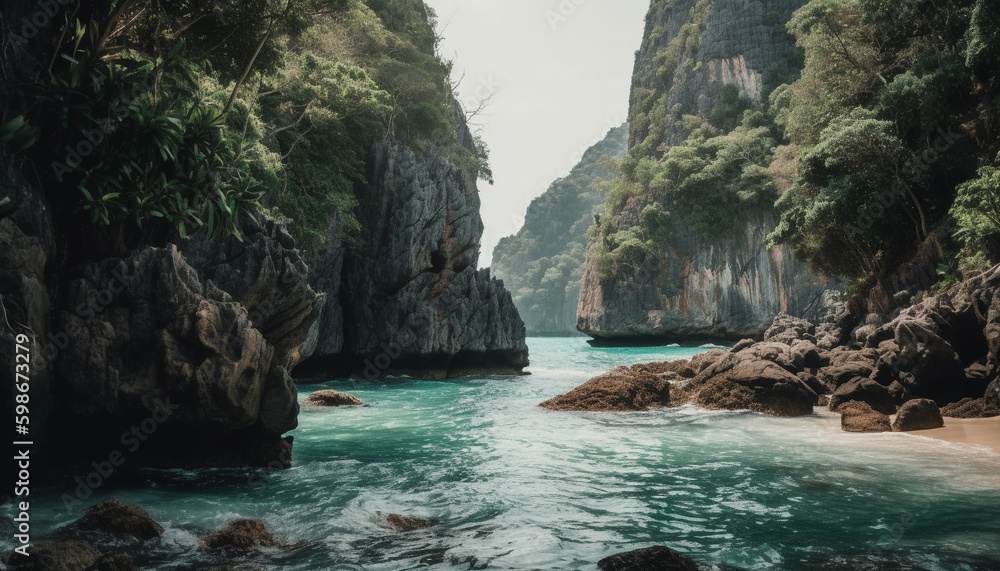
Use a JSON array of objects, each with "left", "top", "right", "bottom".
[
  {"left": 74, "top": 499, "right": 163, "bottom": 541},
  {"left": 539, "top": 366, "right": 672, "bottom": 412},
  {"left": 892, "top": 399, "right": 944, "bottom": 431},
  {"left": 4, "top": 541, "right": 101, "bottom": 571},
  {"left": 48, "top": 215, "right": 318, "bottom": 468},
  {"left": 828, "top": 378, "right": 896, "bottom": 415},
  {"left": 690, "top": 358, "right": 817, "bottom": 417},
  {"left": 491, "top": 124, "right": 628, "bottom": 335},
  {"left": 299, "top": 139, "right": 528, "bottom": 379},
  {"left": 597, "top": 546, "right": 699, "bottom": 571},
  {"left": 577, "top": 0, "right": 838, "bottom": 344},
  {"left": 302, "top": 390, "right": 363, "bottom": 407},
  {"left": 840, "top": 402, "right": 891, "bottom": 433}
]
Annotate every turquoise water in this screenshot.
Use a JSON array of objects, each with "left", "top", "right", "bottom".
[{"left": 5, "top": 337, "right": 1000, "bottom": 569}]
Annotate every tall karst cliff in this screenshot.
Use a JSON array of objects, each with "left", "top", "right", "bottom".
[
  {"left": 577, "top": 0, "right": 838, "bottom": 344},
  {"left": 492, "top": 125, "right": 628, "bottom": 335}
]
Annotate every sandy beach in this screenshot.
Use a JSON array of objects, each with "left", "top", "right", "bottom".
[{"left": 910, "top": 417, "right": 1000, "bottom": 453}]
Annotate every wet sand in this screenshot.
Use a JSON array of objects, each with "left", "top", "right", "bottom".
[{"left": 910, "top": 416, "right": 1000, "bottom": 453}]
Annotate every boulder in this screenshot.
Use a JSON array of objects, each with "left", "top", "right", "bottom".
[
  {"left": 886, "top": 381, "right": 911, "bottom": 408},
  {"left": 5, "top": 541, "right": 100, "bottom": 571},
  {"left": 764, "top": 313, "right": 816, "bottom": 345},
  {"left": 829, "top": 378, "right": 896, "bottom": 415},
  {"left": 302, "top": 390, "right": 363, "bottom": 407},
  {"left": 790, "top": 341, "right": 823, "bottom": 369},
  {"left": 384, "top": 514, "right": 434, "bottom": 532},
  {"left": 692, "top": 360, "right": 817, "bottom": 417},
  {"left": 200, "top": 519, "right": 278, "bottom": 550},
  {"left": 892, "top": 399, "right": 944, "bottom": 431},
  {"left": 840, "top": 402, "right": 891, "bottom": 433},
  {"left": 689, "top": 349, "right": 727, "bottom": 373},
  {"left": 730, "top": 338, "right": 755, "bottom": 353},
  {"left": 74, "top": 498, "right": 163, "bottom": 541},
  {"left": 986, "top": 379, "right": 1000, "bottom": 408},
  {"left": 891, "top": 321, "right": 968, "bottom": 403},
  {"left": 630, "top": 360, "right": 696, "bottom": 379},
  {"left": 597, "top": 546, "right": 699, "bottom": 571},
  {"left": 539, "top": 368, "right": 670, "bottom": 412},
  {"left": 819, "top": 363, "right": 874, "bottom": 389},
  {"left": 940, "top": 397, "right": 1000, "bottom": 418}
]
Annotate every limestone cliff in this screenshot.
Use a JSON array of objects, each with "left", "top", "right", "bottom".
[
  {"left": 298, "top": 127, "right": 528, "bottom": 378},
  {"left": 578, "top": 0, "right": 838, "bottom": 343},
  {"left": 492, "top": 125, "right": 627, "bottom": 335}
]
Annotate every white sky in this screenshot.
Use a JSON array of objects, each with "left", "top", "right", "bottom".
[{"left": 422, "top": 0, "right": 649, "bottom": 267}]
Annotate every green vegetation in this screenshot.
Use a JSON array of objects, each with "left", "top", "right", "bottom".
[
  {"left": 592, "top": 0, "right": 1000, "bottom": 289},
  {"left": 769, "top": 0, "right": 1000, "bottom": 279},
  {"left": 1, "top": 0, "right": 490, "bottom": 255},
  {"left": 492, "top": 125, "right": 628, "bottom": 333}
]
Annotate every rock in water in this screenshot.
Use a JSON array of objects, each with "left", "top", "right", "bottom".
[
  {"left": 539, "top": 367, "right": 670, "bottom": 411},
  {"left": 200, "top": 519, "right": 278, "bottom": 550},
  {"left": 892, "top": 399, "right": 944, "bottom": 431},
  {"left": 302, "top": 390, "right": 363, "bottom": 407},
  {"left": 384, "top": 514, "right": 435, "bottom": 532},
  {"left": 840, "top": 402, "right": 891, "bottom": 433},
  {"left": 597, "top": 546, "right": 700, "bottom": 571},
  {"left": 828, "top": 378, "right": 897, "bottom": 415},
  {"left": 74, "top": 498, "right": 164, "bottom": 541},
  {"left": 5, "top": 541, "right": 100, "bottom": 571},
  {"left": 89, "top": 552, "right": 138, "bottom": 571}
]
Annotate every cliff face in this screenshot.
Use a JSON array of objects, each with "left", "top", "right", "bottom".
[
  {"left": 299, "top": 133, "right": 528, "bottom": 378},
  {"left": 630, "top": 0, "right": 806, "bottom": 147},
  {"left": 578, "top": 211, "right": 836, "bottom": 342},
  {"left": 578, "top": 0, "right": 837, "bottom": 343},
  {"left": 492, "top": 125, "right": 628, "bottom": 335}
]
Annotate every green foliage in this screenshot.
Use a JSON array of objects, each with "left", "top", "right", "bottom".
[
  {"left": 769, "top": 0, "right": 999, "bottom": 282},
  {"left": 951, "top": 156, "right": 1000, "bottom": 268}
]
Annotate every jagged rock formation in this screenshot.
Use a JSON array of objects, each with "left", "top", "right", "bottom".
[
  {"left": 48, "top": 214, "right": 320, "bottom": 468},
  {"left": 492, "top": 124, "right": 628, "bottom": 335},
  {"left": 299, "top": 134, "right": 528, "bottom": 379},
  {"left": 577, "top": 0, "right": 838, "bottom": 344}
]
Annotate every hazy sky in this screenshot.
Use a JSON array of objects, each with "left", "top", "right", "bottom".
[{"left": 422, "top": 0, "right": 649, "bottom": 267}]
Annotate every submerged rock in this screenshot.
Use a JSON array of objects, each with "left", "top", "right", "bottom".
[
  {"left": 200, "top": 519, "right": 279, "bottom": 550},
  {"left": 892, "top": 399, "right": 944, "bottom": 431},
  {"left": 384, "top": 514, "right": 434, "bottom": 532},
  {"left": 89, "top": 552, "right": 138, "bottom": 571},
  {"left": 597, "top": 545, "right": 699, "bottom": 571},
  {"left": 74, "top": 498, "right": 163, "bottom": 541},
  {"left": 840, "top": 402, "right": 891, "bottom": 433},
  {"left": 302, "top": 390, "right": 363, "bottom": 407},
  {"left": 539, "top": 367, "right": 670, "bottom": 412}
]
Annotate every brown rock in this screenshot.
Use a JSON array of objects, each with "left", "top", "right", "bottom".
[
  {"left": 940, "top": 397, "right": 1000, "bottom": 418},
  {"left": 302, "top": 390, "right": 363, "bottom": 407},
  {"left": 840, "top": 402, "right": 891, "bottom": 433},
  {"left": 200, "top": 519, "right": 278, "bottom": 550},
  {"left": 689, "top": 349, "right": 727, "bottom": 373},
  {"left": 829, "top": 378, "right": 896, "bottom": 415},
  {"left": 385, "top": 514, "right": 434, "bottom": 532},
  {"left": 630, "top": 360, "right": 696, "bottom": 379},
  {"left": 5, "top": 541, "right": 100, "bottom": 571},
  {"left": 539, "top": 368, "right": 670, "bottom": 412},
  {"left": 75, "top": 499, "right": 163, "bottom": 541},
  {"left": 892, "top": 399, "right": 944, "bottom": 431},
  {"left": 597, "top": 546, "right": 700, "bottom": 571},
  {"left": 887, "top": 381, "right": 911, "bottom": 407},
  {"left": 692, "top": 360, "right": 817, "bottom": 417}
]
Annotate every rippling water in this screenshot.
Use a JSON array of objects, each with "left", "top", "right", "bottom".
[{"left": 5, "top": 338, "right": 1000, "bottom": 569}]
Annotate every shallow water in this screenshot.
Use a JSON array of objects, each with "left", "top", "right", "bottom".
[{"left": 4, "top": 338, "right": 1000, "bottom": 569}]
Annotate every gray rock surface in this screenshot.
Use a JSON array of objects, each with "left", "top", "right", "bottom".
[
  {"left": 322, "top": 141, "right": 527, "bottom": 377},
  {"left": 892, "top": 398, "right": 944, "bottom": 431},
  {"left": 577, "top": 0, "right": 839, "bottom": 343}
]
